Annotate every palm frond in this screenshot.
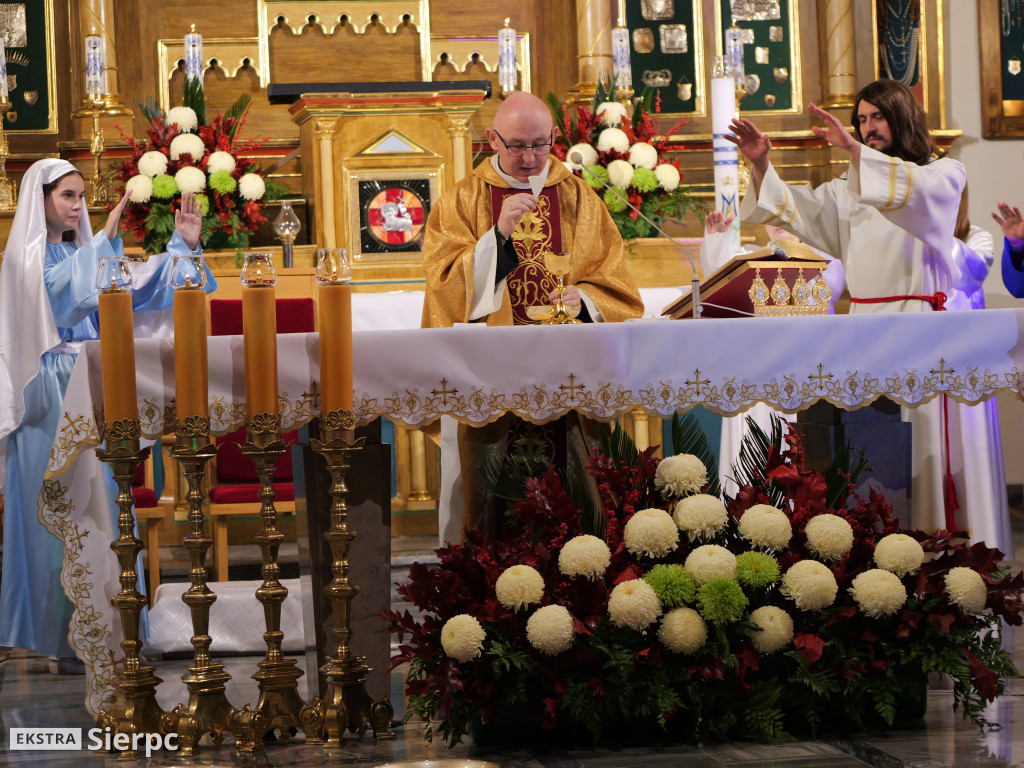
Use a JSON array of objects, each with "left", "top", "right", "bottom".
[
  {"left": 182, "top": 76, "right": 207, "bottom": 126},
  {"left": 224, "top": 93, "right": 252, "bottom": 140},
  {"left": 597, "top": 422, "right": 638, "bottom": 471},
  {"left": 479, "top": 450, "right": 545, "bottom": 503},
  {"left": 136, "top": 97, "right": 161, "bottom": 128},
  {"left": 730, "top": 413, "right": 787, "bottom": 506},
  {"left": 824, "top": 442, "right": 872, "bottom": 510},
  {"left": 671, "top": 411, "right": 721, "bottom": 498}
]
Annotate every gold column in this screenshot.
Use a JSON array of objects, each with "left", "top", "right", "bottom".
[
  {"left": 448, "top": 117, "right": 470, "bottom": 182},
  {"left": 72, "top": 0, "right": 131, "bottom": 118},
  {"left": 407, "top": 429, "right": 432, "bottom": 505},
  {"left": 569, "top": 0, "right": 613, "bottom": 105},
  {"left": 632, "top": 409, "right": 650, "bottom": 452},
  {"left": 821, "top": 0, "right": 857, "bottom": 111},
  {"left": 316, "top": 118, "right": 339, "bottom": 248}
]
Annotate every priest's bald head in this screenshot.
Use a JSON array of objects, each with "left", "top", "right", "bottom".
[{"left": 486, "top": 92, "right": 557, "bottom": 183}]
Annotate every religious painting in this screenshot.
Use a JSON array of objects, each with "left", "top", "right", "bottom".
[
  {"left": 625, "top": 0, "right": 705, "bottom": 117},
  {"left": 715, "top": 0, "right": 801, "bottom": 114},
  {"left": 0, "top": 0, "right": 56, "bottom": 132},
  {"left": 979, "top": 0, "right": 1024, "bottom": 136},
  {"left": 348, "top": 170, "right": 438, "bottom": 261}
]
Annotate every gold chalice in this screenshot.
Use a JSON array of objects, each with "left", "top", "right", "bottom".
[{"left": 543, "top": 250, "right": 581, "bottom": 325}]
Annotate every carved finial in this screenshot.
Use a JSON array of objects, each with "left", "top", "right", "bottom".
[
  {"left": 504, "top": 17, "right": 510, "bottom": 27},
  {"left": 190, "top": 24, "right": 196, "bottom": 33}
]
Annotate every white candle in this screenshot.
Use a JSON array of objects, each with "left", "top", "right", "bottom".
[
  {"left": 498, "top": 18, "right": 517, "bottom": 92},
  {"left": 611, "top": 27, "right": 631, "bottom": 89},
  {"left": 712, "top": 77, "right": 741, "bottom": 253},
  {"left": 725, "top": 26, "right": 745, "bottom": 87},
  {"left": 85, "top": 31, "right": 105, "bottom": 97},
  {"left": 0, "top": 37, "right": 8, "bottom": 100},
  {"left": 184, "top": 25, "right": 203, "bottom": 83}
]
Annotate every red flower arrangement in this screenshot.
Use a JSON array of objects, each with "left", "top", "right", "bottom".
[{"left": 381, "top": 416, "right": 1023, "bottom": 747}]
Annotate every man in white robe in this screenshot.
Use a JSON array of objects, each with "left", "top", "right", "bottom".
[{"left": 726, "top": 79, "right": 967, "bottom": 537}]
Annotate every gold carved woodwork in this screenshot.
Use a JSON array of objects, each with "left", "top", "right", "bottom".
[
  {"left": 157, "top": 37, "right": 264, "bottom": 113},
  {"left": 428, "top": 34, "right": 532, "bottom": 91}
]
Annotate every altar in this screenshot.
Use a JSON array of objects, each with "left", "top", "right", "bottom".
[{"left": 43, "top": 309, "right": 1024, "bottom": 715}]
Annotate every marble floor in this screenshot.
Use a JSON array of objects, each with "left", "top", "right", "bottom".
[{"left": 4, "top": 521, "right": 1024, "bottom": 768}]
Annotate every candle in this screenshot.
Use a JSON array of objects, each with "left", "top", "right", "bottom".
[
  {"left": 85, "top": 30, "right": 105, "bottom": 97},
  {"left": 318, "top": 283, "right": 353, "bottom": 413},
  {"left": 611, "top": 27, "right": 631, "bottom": 89},
  {"left": 173, "top": 286, "right": 208, "bottom": 419},
  {"left": 184, "top": 25, "right": 203, "bottom": 83},
  {"left": 498, "top": 18, "right": 517, "bottom": 92},
  {"left": 242, "top": 285, "right": 278, "bottom": 416},
  {"left": 711, "top": 72, "right": 741, "bottom": 254},
  {"left": 725, "top": 25, "right": 745, "bottom": 90},
  {"left": 99, "top": 290, "right": 138, "bottom": 423},
  {"left": 0, "top": 36, "right": 8, "bottom": 100}
]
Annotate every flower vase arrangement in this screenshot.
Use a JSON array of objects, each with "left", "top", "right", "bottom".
[
  {"left": 381, "top": 415, "right": 1023, "bottom": 747},
  {"left": 110, "top": 78, "right": 284, "bottom": 254},
  {"left": 547, "top": 83, "right": 703, "bottom": 240}
]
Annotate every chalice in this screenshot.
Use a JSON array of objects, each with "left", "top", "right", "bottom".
[{"left": 543, "top": 250, "right": 581, "bottom": 325}]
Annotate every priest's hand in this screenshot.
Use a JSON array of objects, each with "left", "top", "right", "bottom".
[
  {"left": 705, "top": 211, "right": 735, "bottom": 234},
  {"left": 993, "top": 202, "right": 1024, "bottom": 247},
  {"left": 497, "top": 193, "right": 538, "bottom": 239},
  {"left": 175, "top": 192, "right": 203, "bottom": 251},
  {"left": 808, "top": 103, "right": 858, "bottom": 157},
  {"left": 725, "top": 118, "right": 771, "bottom": 195},
  {"left": 550, "top": 285, "right": 581, "bottom": 309},
  {"left": 105, "top": 189, "right": 131, "bottom": 241}
]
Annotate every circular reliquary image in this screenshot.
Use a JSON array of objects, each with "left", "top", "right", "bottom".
[{"left": 358, "top": 178, "right": 431, "bottom": 254}]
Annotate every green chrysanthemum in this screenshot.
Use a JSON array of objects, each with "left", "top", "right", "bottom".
[
  {"left": 208, "top": 169, "right": 237, "bottom": 194},
  {"left": 630, "top": 166, "right": 658, "bottom": 193},
  {"left": 643, "top": 564, "right": 696, "bottom": 608},
  {"left": 151, "top": 173, "right": 178, "bottom": 200},
  {"left": 696, "top": 577, "right": 748, "bottom": 625},
  {"left": 604, "top": 186, "right": 628, "bottom": 213},
  {"left": 584, "top": 164, "right": 610, "bottom": 189},
  {"left": 736, "top": 551, "right": 781, "bottom": 589},
  {"left": 194, "top": 193, "right": 210, "bottom": 217}
]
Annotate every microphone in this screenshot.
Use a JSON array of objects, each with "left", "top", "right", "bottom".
[{"left": 570, "top": 151, "right": 702, "bottom": 319}]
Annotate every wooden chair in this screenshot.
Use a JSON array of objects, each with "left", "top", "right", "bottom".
[
  {"left": 206, "top": 297, "right": 315, "bottom": 581},
  {"left": 130, "top": 456, "right": 172, "bottom": 601}
]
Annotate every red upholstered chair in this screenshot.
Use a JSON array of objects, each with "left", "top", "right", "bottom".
[{"left": 207, "top": 297, "right": 315, "bottom": 581}]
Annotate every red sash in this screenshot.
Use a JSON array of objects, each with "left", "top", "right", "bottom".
[{"left": 490, "top": 185, "right": 562, "bottom": 325}]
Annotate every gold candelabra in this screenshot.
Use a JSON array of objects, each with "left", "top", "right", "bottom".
[
  {"left": 309, "top": 409, "right": 394, "bottom": 746},
  {"left": 234, "top": 412, "right": 324, "bottom": 750},
  {"left": 87, "top": 97, "right": 110, "bottom": 207},
  {"left": 0, "top": 98, "right": 16, "bottom": 211},
  {"left": 169, "top": 415, "right": 243, "bottom": 756},
  {"left": 95, "top": 418, "right": 181, "bottom": 761}
]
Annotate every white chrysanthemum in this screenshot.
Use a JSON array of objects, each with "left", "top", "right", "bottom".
[
  {"left": 748, "top": 606, "right": 794, "bottom": 654},
  {"left": 174, "top": 166, "right": 207, "bottom": 195},
  {"left": 658, "top": 606, "right": 707, "bottom": 654},
  {"left": 628, "top": 141, "right": 658, "bottom": 169},
  {"left": 805, "top": 514, "right": 854, "bottom": 561},
  {"left": 673, "top": 494, "right": 728, "bottom": 542},
  {"left": 684, "top": 544, "right": 736, "bottom": 585},
  {"left": 780, "top": 560, "right": 838, "bottom": 611},
  {"left": 125, "top": 174, "right": 153, "bottom": 203},
  {"left": 137, "top": 150, "right": 168, "bottom": 178},
  {"left": 526, "top": 604, "right": 574, "bottom": 655},
  {"left": 738, "top": 504, "right": 792, "bottom": 550},
  {"left": 494, "top": 564, "right": 545, "bottom": 611},
  {"left": 207, "top": 150, "right": 237, "bottom": 175},
  {"left": 440, "top": 614, "right": 485, "bottom": 663},
  {"left": 654, "top": 163, "right": 680, "bottom": 191},
  {"left": 596, "top": 101, "right": 627, "bottom": 127},
  {"left": 874, "top": 533, "right": 925, "bottom": 577},
  {"left": 849, "top": 569, "right": 907, "bottom": 618},
  {"left": 623, "top": 508, "right": 679, "bottom": 559},
  {"left": 169, "top": 132, "right": 206, "bottom": 162},
  {"left": 607, "top": 578, "right": 663, "bottom": 631},
  {"left": 166, "top": 106, "right": 199, "bottom": 132},
  {"left": 239, "top": 173, "right": 266, "bottom": 201},
  {"left": 567, "top": 142, "right": 598, "bottom": 169},
  {"left": 606, "top": 158, "right": 634, "bottom": 188},
  {"left": 655, "top": 454, "right": 708, "bottom": 497},
  {"left": 945, "top": 567, "right": 988, "bottom": 614},
  {"left": 561, "top": 160, "right": 576, "bottom": 173},
  {"left": 558, "top": 534, "right": 612, "bottom": 580},
  {"left": 596, "top": 126, "right": 630, "bottom": 154}
]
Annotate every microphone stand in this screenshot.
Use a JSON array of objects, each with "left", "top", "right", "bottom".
[{"left": 571, "top": 153, "right": 702, "bottom": 319}]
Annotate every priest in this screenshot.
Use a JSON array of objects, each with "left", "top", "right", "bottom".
[{"left": 422, "top": 91, "right": 643, "bottom": 539}]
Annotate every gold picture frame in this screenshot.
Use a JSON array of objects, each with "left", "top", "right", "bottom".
[
  {"left": 2, "top": 0, "right": 57, "bottom": 134},
  {"left": 344, "top": 166, "right": 440, "bottom": 263},
  {"left": 979, "top": 0, "right": 1024, "bottom": 137}
]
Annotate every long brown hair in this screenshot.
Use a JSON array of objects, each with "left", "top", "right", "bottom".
[
  {"left": 851, "top": 79, "right": 943, "bottom": 165},
  {"left": 954, "top": 182, "right": 970, "bottom": 242}
]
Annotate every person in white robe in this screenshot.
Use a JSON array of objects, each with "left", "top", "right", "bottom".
[
  {"left": 699, "top": 211, "right": 846, "bottom": 497},
  {"left": 0, "top": 159, "right": 215, "bottom": 672},
  {"left": 726, "top": 79, "right": 966, "bottom": 536}
]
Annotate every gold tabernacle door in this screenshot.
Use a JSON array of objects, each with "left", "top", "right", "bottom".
[{"left": 661, "top": 242, "right": 831, "bottom": 319}]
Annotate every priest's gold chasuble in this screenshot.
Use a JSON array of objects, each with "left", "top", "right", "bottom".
[{"left": 421, "top": 156, "right": 643, "bottom": 328}]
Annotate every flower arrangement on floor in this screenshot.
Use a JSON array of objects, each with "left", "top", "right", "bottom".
[
  {"left": 547, "top": 84, "right": 703, "bottom": 240},
  {"left": 110, "top": 79, "right": 283, "bottom": 254},
  {"left": 381, "top": 416, "right": 1023, "bottom": 747}
]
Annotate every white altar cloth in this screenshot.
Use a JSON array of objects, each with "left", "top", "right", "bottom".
[{"left": 42, "top": 308, "right": 1024, "bottom": 714}]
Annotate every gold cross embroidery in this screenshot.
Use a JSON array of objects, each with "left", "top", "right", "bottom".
[
  {"left": 808, "top": 364, "right": 834, "bottom": 390},
  {"left": 930, "top": 358, "right": 954, "bottom": 385},
  {"left": 431, "top": 378, "right": 459, "bottom": 405},
  {"left": 686, "top": 369, "right": 710, "bottom": 393},
  {"left": 558, "top": 374, "right": 585, "bottom": 403}
]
